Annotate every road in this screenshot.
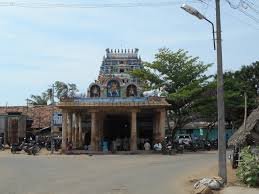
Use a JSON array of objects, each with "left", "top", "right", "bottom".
[{"left": 0, "top": 151, "right": 217, "bottom": 194}]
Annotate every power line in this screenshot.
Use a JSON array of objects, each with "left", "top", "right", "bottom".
[
  {"left": 239, "top": 7, "right": 259, "bottom": 24},
  {"left": 0, "top": 1, "right": 196, "bottom": 9},
  {"left": 244, "top": 0, "right": 259, "bottom": 15},
  {"left": 225, "top": 0, "right": 259, "bottom": 25},
  {"left": 198, "top": 0, "right": 259, "bottom": 30}
]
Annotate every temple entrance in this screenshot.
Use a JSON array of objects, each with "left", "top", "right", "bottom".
[{"left": 103, "top": 113, "right": 130, "bottom": 151}]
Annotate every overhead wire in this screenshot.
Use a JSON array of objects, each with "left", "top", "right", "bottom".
[
  {"left": 225, "top": 0, "right": 259, "bottom": 25},
  {"left": 198, "top": 0, "right": 259, "bottom": 30},
  {"left": 0, "top": 0, "right": 197, "bottom": 9}
]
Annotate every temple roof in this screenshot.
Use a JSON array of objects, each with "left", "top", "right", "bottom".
[{"left": 57, "top": 97, "right": 170, "bottom": 109}]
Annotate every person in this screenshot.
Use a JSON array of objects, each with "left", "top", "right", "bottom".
[
  {"left": 154, "top": 142, "right": 162, "bottom": 151},
  {"left": 144, "top": 141, "right": 151, "bottom": 151},
  {"left": 140, "top": 138, "right": 145, "bottom": 150},
  {"left": 116, "top": 138, "right": 121, "bottom": 151},
  {"left": 123, "top": 137, "right": 129, "bottom": 151}
]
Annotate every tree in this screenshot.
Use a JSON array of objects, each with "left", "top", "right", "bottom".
[
  {"left": 27, "top": 92, "right": 50, "bottom": 105},
  {"left": 196, "top": 62, "right": 259, "bottom": 130},
  {"left": 223, "top": 62, "right": 259, "bottom": 128},
  {"left": 54, "top": 81, "right": 79, "bottom": 100},
  {"left": 27, "top": 81, "right": 79, "bottom": 105},
  {"left": 131, "top": 48, "right": 212, "bottom": 134}
]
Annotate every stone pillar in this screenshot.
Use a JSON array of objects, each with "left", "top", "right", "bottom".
[
  {"left": 78, "top": 113, "right": 82, "bottom": 148},
  {"left": 90, "top": 111, "right": 96, "bottom": 151},
  {"left": 159, "top": 110, "right": 166, "bottom": 141},
  {"left": 67, "top": 112, "right": 72, "bottom": 143},
  {"left": 61, "top": 110, "right": 68, "bottom": 152},
  {"left": 72, "top": 113, "right": 75, "bottom": 146},
  {"left": 74, "top": 113, "right": 78, "bottom": 148},
  {"left": 152, "top": 111, "right": 160, "bottom": 143},
  {"left": 153, "top": 112, "right": 158, "bottom": 143},
  {"left": 130, "top": 111, "right": 137, "bottom": 151}
]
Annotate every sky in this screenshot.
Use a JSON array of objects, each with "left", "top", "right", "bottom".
[{"left": 0, "top": 0, "right": 258, "bottom": 105}]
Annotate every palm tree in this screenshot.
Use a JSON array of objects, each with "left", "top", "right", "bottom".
[{"left": 27, "top": 92, "right": 49, "bottom": 105}]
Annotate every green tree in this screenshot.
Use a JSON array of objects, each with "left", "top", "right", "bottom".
[
  {"left": 196, "top": 62, "right": 259, "bottom": 129},
  {"left": 54, "top": 81, "right": 79, "bottom": 100},
  {"left": 132, "top": 48, "right": 212, "bottom": 134},
  {"left": 27, "top": 92, "right": 50, "bottom": 105},
  {"left": 27, "top": 81, "right": 79, "bottom": 105},
  {"left": 223, "top": 62, "right": 259, "bottom": 128}
]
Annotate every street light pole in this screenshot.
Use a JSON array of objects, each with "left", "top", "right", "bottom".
[
  {"left": 181, "top": 1, "right": 227, "bottom": 182},
  {"left": 181, "top": 4, "right": 216, "bottom": 50},
  {"left": 203, "top": 18, "right": 216, "bottom": 50},
  {"left": 215, "top": 0, "right": 227, "bottom": 183}
]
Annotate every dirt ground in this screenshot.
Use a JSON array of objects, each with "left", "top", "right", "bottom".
[{"left": 184, "top": 161, "right": 239, "bottom": 193}]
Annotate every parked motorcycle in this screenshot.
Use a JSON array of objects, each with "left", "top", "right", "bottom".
[
  {"left": 161, "top": 139, "right": 173, "bottom": 155},
  {"left": 0, "top": 137, "right": 4, "bottom": 151},
  {"left": 0, "top": 143, "right": 4, "bottom": 151},
  {"left": 182, "top": 141, "right": 198, "bottom": 152},
  {"left": 11, "top": 139, "right": 40, "bottom": 155},
  {"left": 173, "top": 141, "right": 184, "bottom": 153},
  {"left": 45, "top": 138, "right": 61, "bottom": 151},
  {"left": 195, "top": 139, "right": 212, "bottom": 151},
  {"left": 230, "top": 146, "right": 240, "bottom": 169},
  {"left": 210, "top": 139, "right": 218, "bottom": 150}
]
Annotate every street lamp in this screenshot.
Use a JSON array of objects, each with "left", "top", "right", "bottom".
[
  {"left": 181, "top": 2, "right": 227, "bottom": 182},
  {"left": 181, "top": 4, "right": 216, "bottom": 50}
]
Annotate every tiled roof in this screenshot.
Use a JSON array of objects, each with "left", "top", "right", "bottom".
[{"left": 0, "top": 105, "right": 61, "bottom": 129}]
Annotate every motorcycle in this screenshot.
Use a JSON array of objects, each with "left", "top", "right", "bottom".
[
  {"left": 210, "top": 139, "right": 218, "bottom": 150},
  {"left": 45, "top": 138, "right": 61, "bottom": 151},
  {"left": 230, "top": 146, "right": 240, "bottom": 169},
  {"left": 196, "top": 139, "right": 212, "bottom": 151},
  {"left": 11, "top": 139, "right": 40, "bottom": 155},
  {"left": 173, "top": 141, "right": 184, "bottom": 153},
  {"left": 0, "top": 137, "right": 4, "bottom": 151},
  {"left": 162, "top": 141, "right": 173, "bottom": 155},
  {"left": 0, "top": 143, "right": 4, "bottom": 151},
  {"left": 182, "top": 141, "right": 198, "bottom": 152}
]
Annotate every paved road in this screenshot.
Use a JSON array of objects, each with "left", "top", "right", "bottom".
[{"left": 0, "top": 151, "right": 217, "bottom": 194}]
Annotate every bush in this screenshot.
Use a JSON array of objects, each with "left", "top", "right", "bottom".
[{"left": 236, "top": 146, "right": 259, "bottom": 187}]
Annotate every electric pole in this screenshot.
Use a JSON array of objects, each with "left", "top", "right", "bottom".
[
  {"left": 244, "top": 92, "right": 247, "bottom": 130},
  {"left": 216, "top": 0, "right": 227, "bottom": 182},
  {"left": 51, "top": 84, "right": 55, "bottom": 154}
]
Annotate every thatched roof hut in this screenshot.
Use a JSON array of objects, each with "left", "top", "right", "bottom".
[{"left": 228, "top": 107, "right": 259, "bottom": 147}]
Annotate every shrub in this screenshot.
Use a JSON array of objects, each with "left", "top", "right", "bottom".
[{"left": 236, "top": 146, "right": 259, "bottom": 187}]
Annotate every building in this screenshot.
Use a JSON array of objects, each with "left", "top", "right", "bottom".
[
  {"left": 177, "top": 121, "right": 233, "bottom": 141},
  {"left": 58, "top": 48, "right": 170, "bottom": 152},
  {"left": 0, "top": 106, "right": 61, "bottom": 144},
  {"left": 0, "top": 112, "right": 26, "bottom": 144}
]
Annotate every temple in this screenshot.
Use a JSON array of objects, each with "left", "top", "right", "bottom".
[{"left": 57, "top": 48, "right": 170, "bottom": 152}]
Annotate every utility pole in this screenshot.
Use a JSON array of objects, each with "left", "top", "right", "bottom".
[
  {"left": 244, "top": 92, "right": 247, "bottom": 130},
  {"left": 51, "top": 84, "right": 55, "bottom": 154},
  {"left": 216, "top": 0, "right": 227, "bottom": 182}
]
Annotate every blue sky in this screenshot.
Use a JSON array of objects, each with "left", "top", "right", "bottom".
[{"left": 0, "top": 0, "right": 258, "bottom": 105}]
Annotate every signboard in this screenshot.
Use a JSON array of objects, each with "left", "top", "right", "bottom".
[
  {"left": 199, "top": 128, "right": 204, "bottom": 136},
  {"left": 53, "top": 112, "right": 62, "bottom": 127}
]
